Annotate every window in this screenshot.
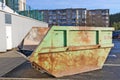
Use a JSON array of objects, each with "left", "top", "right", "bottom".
[{"left": 5, "top": 13, "right": 12, "bottom": 24}]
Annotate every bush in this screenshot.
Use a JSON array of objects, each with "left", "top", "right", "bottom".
[{"left": 112, "top": 22, "right": 120, "bottom": 30}]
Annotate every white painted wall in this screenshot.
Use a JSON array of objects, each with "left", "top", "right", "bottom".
[
  {"left": 0, "top": 11, "right": 6, "bottom": 52},
  {"left": 11, "top": 14, "right": 48, "bottom": 48},
  {"left": 0, "top": 10, "right": 48, "bottom": 52}
]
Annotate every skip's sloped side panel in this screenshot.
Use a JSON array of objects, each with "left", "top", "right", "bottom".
[{"left": 23, "top": 27, "right": 49, "bottom": 50}]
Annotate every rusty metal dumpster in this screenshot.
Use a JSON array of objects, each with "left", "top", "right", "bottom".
[{"left": 21, "top": 26, "right": 114, "bottom": 77}]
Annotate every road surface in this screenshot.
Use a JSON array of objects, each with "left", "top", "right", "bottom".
[{"left": 2, "top": 39, "right": 120, "bottom": 80}]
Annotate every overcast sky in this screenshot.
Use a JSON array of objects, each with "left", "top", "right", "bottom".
[{"left": 27, "top": 0, "right": 120, "bottom": 14}]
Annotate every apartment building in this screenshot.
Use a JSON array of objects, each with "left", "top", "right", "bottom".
[
  {"left": 39, "top": 8, "right": 109, "bottom": 27},
  {"left": 39, "top": 8, "right": 87, "bottom": 26},
  {"left": 19, "top": 0, "right": 26, "bottom": 11},
  {"left": 86, "top": 9, "right": 109, "bottom": 27},
  {"left": 0, "top": 0, "right": 26, "bottom": 12}
]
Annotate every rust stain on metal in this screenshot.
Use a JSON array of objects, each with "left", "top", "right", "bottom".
[
  {"left": 32, "top": 48, "right": 111, "bottom": 77},
  {"left": 23, "top": 27, "right": 49, "bottom": 50},
  {"left": 79, "top": 31, "right": 90, "bottom": 43},
  {"left": 71, "top": 26, "right": 114, "bottom": 31},
  {"left": 68, "top": 45, "right": 100, "bottom": 51},
  {"left": 71, "top": 30, "right": 94, "bottom": 47}
]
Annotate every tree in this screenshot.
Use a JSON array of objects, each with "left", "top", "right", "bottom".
[
  {"left": 110, "top": 13, "right": 120, "bottom": 27},
  {"left": 112, "top": 22, "right": 120, "bottom": 30}
]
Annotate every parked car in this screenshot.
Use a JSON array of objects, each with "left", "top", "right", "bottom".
[{"left": 113, "top": 30, "right": 120, "bottom": 39}]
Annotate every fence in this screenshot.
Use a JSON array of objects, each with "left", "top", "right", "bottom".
[
  {"left": 0, "top": 0, "right": 43, "bottom": 21},
  {"left": 18, "top": 10, "right": 43, "bottom": 21}
]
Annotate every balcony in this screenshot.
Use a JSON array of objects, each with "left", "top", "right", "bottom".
[
  {"left": 62, "top": 17, "right": 66, "bottom": 19},
  {"left": 102, "top": 13, "right": 109, "bottom": 15}
]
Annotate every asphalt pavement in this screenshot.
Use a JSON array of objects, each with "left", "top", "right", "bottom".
[
  {"left": 0, "top": 51, "right": 26, "bottom": 77},
  {"left": 1, "top": 39, "right": 120, "bottom": 80}
]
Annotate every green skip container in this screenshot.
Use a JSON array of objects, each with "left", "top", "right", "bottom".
[{"left": 21, "top": 26, "right": 114, "bottom": 77}]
